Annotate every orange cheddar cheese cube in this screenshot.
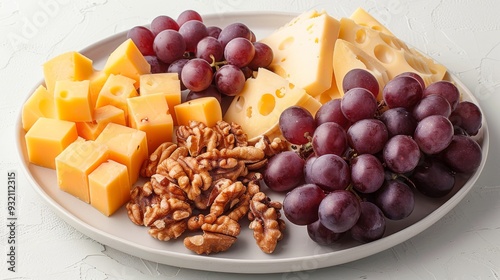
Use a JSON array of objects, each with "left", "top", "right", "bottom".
[
  {"left": 96, "top": 74, "right": 138, "bottom": 123},
  {"left": 22, "top": 85, "right": 56, "bottom": 131},
  {"left": 25, "top": 117, "right": 78, "bottom": 169},
  {"left": 95, "top": 123, "right": 148, "bottom": 184},
  {"left": 88, "top": 71, "right": 109, "bottom": 109},
  {"left": 139, "top": 73, "right": 181, "bottom": 124},
  {"left": 55, "top": 140, "right": 109, "bottom": 203},
  {"left": 76, "top": 105, "right": 126, "bottom": 140},
  {"left": 54, "top": 80, "right": 94, "bottom": 122},
  {"left": 88, "top": 160, "right": 130, "bottom": 216},
  {"left": 127, "top": 93, "right": 174, "bottom": 152},
  {"left": 102, "top": 39, "right": 151, "bottom": 88},
  {"left": 174, "top": 96, "right": 222, "bottom": 128},
  {"left": 43, "top": 51, "right": 93, "bottom": 93}
]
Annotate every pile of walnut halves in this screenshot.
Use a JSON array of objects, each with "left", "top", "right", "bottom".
[{"left": 126, "top": 120, "right": 288, "bottom": 255}]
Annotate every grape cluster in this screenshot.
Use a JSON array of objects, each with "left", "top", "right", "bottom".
[
  {"left": 126, "top": 10, "right": 273, "bottom": 102},
  {"left": 266, "top": 69, "right": 483, "bottom": 245}
]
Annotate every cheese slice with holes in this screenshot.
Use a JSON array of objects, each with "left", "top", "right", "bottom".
[
  {"left": 333, "top": 39, "right": 389, "bottom": 100},
  {"left": 259, "top": 10, "right": 340, "bottom": 97},
  {"left": 224, "top": 68, "right": 321, "bottom": 141},
  {"left": 338, "top": 17, "right": 446, "bottom": 87},
  {"left": 350, "top": 7, "right": 394, "bottom": 36}
]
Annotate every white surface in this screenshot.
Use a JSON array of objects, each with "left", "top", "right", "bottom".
[
  {"left": 14, "top": 12, "right": 489, "bottom": 274},
  {"left": 1, "top": 0, "right": 500, "bottom": 279}
]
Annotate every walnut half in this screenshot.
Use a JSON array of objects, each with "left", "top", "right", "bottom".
[{"left": 184, "top": 232, "right": 237, "bottom": 255}]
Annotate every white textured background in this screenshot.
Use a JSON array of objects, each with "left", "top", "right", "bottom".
[{"left": 1, "top": 0, "right": 500, "bottom": 279}]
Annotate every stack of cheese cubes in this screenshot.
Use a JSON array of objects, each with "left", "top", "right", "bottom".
[{"left": 22, "top": 39, "right": 222, "bottom": 216}]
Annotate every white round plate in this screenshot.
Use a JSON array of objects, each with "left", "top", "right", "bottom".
[{"left": 16, "top": 12, "right": 489, "bottom": 274}]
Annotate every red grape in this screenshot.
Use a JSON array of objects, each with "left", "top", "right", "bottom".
[
  {"left": 150, "top": 15, "right": 179, "bottom": 35},
  {"left": 263, "top": 151, "right": 305, "bottom": 192},
  {"left": 153, "top": 30, "right": 186, "bottom": 64},
  {"left": 283, "top": 183, "right": 325, "bottom": 225},
  {"left": 342, "top": 68, "right": 380, "bottom": 98},
  {"left": 318, "top": 190, "right": 361, "bottom": 233},
  {"left": 180, "top": 58, "right": 213, "bottom": 92},
  {"left": 278, "top": 106, "right": 316, "bottom": 145},
  {"left": 127, "top": 26, "right": 155, "bottom": 56}
]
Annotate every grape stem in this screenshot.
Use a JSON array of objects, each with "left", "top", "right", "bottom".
[{"left": 209, "top": 54, "right": 227, "bottom": 70}]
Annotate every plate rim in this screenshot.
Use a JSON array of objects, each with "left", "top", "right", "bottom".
[{"left": 15, "top": 11, "right": 490, "bottom": 274}]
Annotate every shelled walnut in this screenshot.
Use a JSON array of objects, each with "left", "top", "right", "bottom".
[
  {"left": 248, "top": 192, "right": 286, "bottom": 254},
  {"left": 127, "top": 120, "right": 287, "bottom": 255}
]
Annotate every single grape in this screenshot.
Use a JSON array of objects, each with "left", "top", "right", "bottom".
[
  {"left": 315, "top": 98, "right": 351, "bottom": 130},
  {"left": 383, "top": 75, "right": 423, "bottom": 110},
  {"left": 263, "top": 151, "right": 305, "bottom": 192},
  {"left": 318, "top": 190, "right": 361, "bottom": 233},
  {"left": 185, "top": 85, "right": 222, "bottom": 104},
  {"left": 309, "top": 154, "right": 350, "bottom": 192},
  {"left": 374, "top": 179, "right": 414, "bottom": 220},
  {"left": 383, "top": 135, "right": 421, "bottom": 174},
  {"left": 341, "top": 88, "right": 378, "bottom": 122},
  {"left": 350, "top": 201, "right": 386, "bottom": 243},
  {"left": 379, "top": 107, "right": 417, "bottom": 137},
  {"left": 127, "top": 26, "right": 155, "bottom": 56},
  {"left": 167, "top": 58, "right": 189, "bottom": 90},
  {"left": 283, "top": 183, "right": 326, "bottom": 225},
  {"left": 218, "top": 22, "right": 252, "bottom": 49},
  {"left": 423, "top": 80, "right": 460, "bottom": 110},
  {"left": 411, "top": 157, "right": 455, "bottom": 197},
  {"left": 342, "top": 68, "right": 380, "bottom": 98},
  {"left": 177, "top": 9, "right": 203, "bottom": 27},
  {"left": 394, "top": 72, "right": 425, "bottom": 91},
  {"left": 240, "top": 66, "right": 253, "bottom": 79},
  {"left": 144, "top": 56, "right": 167, "bottom": 73},
  {"left": 196, "top": 36, "right": 223, "bottom": 63},
  {"left": 247, "top": 42, "right": 274, "bottom": 70},
  {"left": 224, "top": 37, "right": 255, "bottom": 68},
  {"left": 214, "top": 64, "right": 246, "bottom": 96},
  {"left": 206, "top": 26, "right": 222, "bottom": 39},
  {"left": 347, "top": 119, "right": 388, "bottom": 155},
  {"left": 412, "top": 94, "right": 451, "bottom": 121},
  {"left": 350, "top": 154, "right": 385, "bottom": 193},
  {"left": 278, "top": 106, "right": 316, "bottom": 145},
  {"left": 414, "top": 115, "right": 453, "bottom": 155},
  {"left": 440, "top": 134, "right": 482, "bottom": 174},
  {"left": 153, "top": 30, "right": 186, "bottom": 64},
  {"left": 312, "top": 122, "right": 348, "bottom": 157},
  {"left": 307, "top": 220, "right": 344, "bottom": 245},
  {"left": 180, "top": 58, "right": 213, "bottom": 92},
  {"left": 178, "top": 20, "right": 208, "bottom": 53},
  {"left": 150, "top": 15, "right": 179, "bottom": 35},
  {"left": 303, "top": 154, "right": 317, "bottom": 184},
  {"left": 449, "top": 101, "right": 482, "bottom": 136}
]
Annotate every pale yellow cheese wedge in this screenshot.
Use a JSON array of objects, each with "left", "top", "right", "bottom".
[
  {"left": 259, "top": 10, "right": 340, "bottom": 97},
  {"left": 224, "top": 68, "right": 321, "bottom": 142},
  {"left": 333, "top": 39, "right": 390, "bottom": 100},
  {"left": 25, "top": 117, "right": 78, "bottom": 169},
  {"left": 127, "top": 93, "right": 174, "bottom": 152},
  {"left": 22, "top": 85, "right": 56, "bottom": 131},
  {"left": 89, "top": 160, "right": 130, "bottom": 216},
  {"left": 338, "top": 17, "right": 447, "bottom": 87},
  {"left": 350, "top": 7, "right": 395, "bottom": 36},
  {"left": 55, "top": 140, "right": 109, "bottom": 203},
  {"left": 95, "top": 123, "right": 148, "bottom": 184}
]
